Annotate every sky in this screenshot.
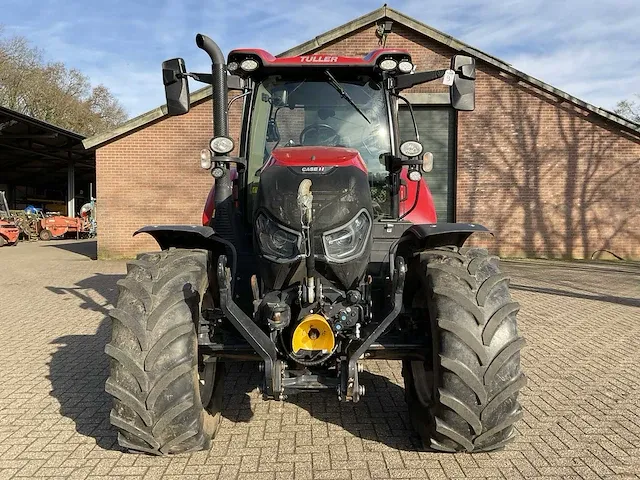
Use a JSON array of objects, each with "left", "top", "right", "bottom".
[{"left": 2, "top": 0, "right": 639, "bottom": 119}]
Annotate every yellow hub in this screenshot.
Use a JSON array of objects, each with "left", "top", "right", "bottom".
[{"left": 292, "top": 314, "right": 335, "bottom": 353}]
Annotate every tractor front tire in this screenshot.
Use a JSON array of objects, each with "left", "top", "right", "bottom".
[
  {"left": 403, "top": 247, "right": 526, "bottom": 452},
  {"left": 105, "top": 249, "right": 223, "bottom": 455},
  {"left": 39, "top": 229, "right": 52, "bottom": 241}
]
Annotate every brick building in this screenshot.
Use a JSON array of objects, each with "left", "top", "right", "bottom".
[{"left": 84, "top": 5, "right": 640, "bottom": 260}]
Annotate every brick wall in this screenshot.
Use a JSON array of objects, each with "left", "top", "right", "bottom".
[
  {"left": 96, "top": 22, "right": 640, "bottom": 259},
  {"left": 96, "top": 100, "right": 243, "bottom": 258},
  {"left": 458, "top": 68, "right": 640, "bottom": 259}
]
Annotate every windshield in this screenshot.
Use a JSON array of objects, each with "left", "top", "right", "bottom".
[{"left": 247, "top": 75, "right": 391, "bottom": 176}]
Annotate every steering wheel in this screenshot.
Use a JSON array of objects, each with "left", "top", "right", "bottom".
[{"left": 299, "top": 124, "right": 341, "bottom": 146}]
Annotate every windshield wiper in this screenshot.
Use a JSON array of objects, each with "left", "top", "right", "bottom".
[{"left": 324, "top": 70, "right": 371, "bottom": 124}]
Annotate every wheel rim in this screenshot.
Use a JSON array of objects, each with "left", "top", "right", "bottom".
[
  {"left": 411, "top": 360, "right": 434, "bottom": 405},
  {"left": 199, "top": 360, "right": 217, "bottom": 407}
]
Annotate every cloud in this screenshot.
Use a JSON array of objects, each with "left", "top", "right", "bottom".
[{"left": 2, "top": 0, "right": 639, "bottom": 117}]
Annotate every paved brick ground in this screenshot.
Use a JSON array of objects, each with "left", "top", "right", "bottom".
[{"left": 0, "top": 239, "right": 639, "bottom": 479}]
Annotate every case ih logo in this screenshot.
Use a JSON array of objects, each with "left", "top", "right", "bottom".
[
  {"left": 301, "top": 166, "right": 326, "bottom": 172},
  {"left": 300, "top": 55, "right": 339, "bottom": 63}
]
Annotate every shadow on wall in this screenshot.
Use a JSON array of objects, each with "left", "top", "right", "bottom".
[
  {"left": 45, "top": 272, "right": 419, "bottom": 452},
  {"left": 464, "top": 75, "right": 640, "bottom": 259}
]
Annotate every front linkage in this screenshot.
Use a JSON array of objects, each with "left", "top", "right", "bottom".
[
  {"left": 216, "top": 253, "right": 406, "bottom": 403},
  {"left": 216, "top": 254, "right": 284, "bottom": 399},
  {"left": 340, "top": 256, "right": 405, "bottom": 402}
]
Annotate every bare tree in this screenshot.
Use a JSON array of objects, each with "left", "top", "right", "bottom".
[
  {"left": 614, "top": 95, "right": 640, "bottom": 123},
  {"left": 0, "top": 30, "right": 127, "bottom": 136}
]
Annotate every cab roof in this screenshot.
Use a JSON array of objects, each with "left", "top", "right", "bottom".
[{"left": 228, "top": 48, "right": 411, "bottom": 71}]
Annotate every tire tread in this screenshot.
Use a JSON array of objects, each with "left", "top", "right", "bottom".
[
  {"left": 105, "top": 249, "right": 218, "bottom": 455},
  {"left": 404, "top": 247, "right": 526, "bottom": 452}
]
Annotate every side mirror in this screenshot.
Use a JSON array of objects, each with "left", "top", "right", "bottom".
[
  {"left": 450, "top": 55, "right": 475, "bottom": 111},
  {"left": 162, "top": 58, "right": 190, "bottom": 116}
]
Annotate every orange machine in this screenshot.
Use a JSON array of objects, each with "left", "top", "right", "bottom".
[
  {"left": 0, "top": 191, "right": 20, "bottom": 247},
  {"left": 0, "top": 219, "right": 20, "bottom": 247},
  {"left": 38, "top": 215, "right": 90, "bottom": 241}
]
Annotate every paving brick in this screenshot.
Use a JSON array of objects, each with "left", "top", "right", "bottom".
[{"left": 1, "top": 234, "right": 640, "bottom": 480}]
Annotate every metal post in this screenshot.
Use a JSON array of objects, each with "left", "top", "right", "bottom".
[{"left": 67, "top": 160, "right": 75, "bottom": 216}]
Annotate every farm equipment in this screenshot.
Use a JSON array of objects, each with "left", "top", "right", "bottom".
[
  {"left": 10, "top": 208, "right": 43, "bottom": 241},
  {"left": 34, "top": 201, "right": 95, "bottom": 241},
  {"left": 4, "top": 199, "right": 96, "bottom": 242},
  {"left": 0, "top": 191, "right": 20, "bottom": 247},
  {"left": 79, "top": 199, "right": 97, "bottom": 238},
  {"left": 0, "top": 220, "right": 19, "bottom": 247},
  {"left": 106, "top": 35, "right": 526, "bottom": 455}
]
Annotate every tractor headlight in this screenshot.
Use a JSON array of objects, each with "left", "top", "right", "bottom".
[
  {"left": 256, "top": 214, "right": 301, "bottom": 261},
  {"left": 322, "top": 209, "right": 371, "bottom": 263},
  {"left": 210, "top": 136, "right": 234, "bottom": 154}
]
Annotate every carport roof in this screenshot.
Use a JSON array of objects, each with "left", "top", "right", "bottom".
[
  {"left": 83, "top": 4, "right": 640, "bottom": 150},
  {"left": 0, "top": 106, "right": 95, "bottom": 187}
]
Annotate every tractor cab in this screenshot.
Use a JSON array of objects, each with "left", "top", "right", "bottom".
[
  {"left": 232, "top": 50, "right": 406, "bottom": 222},
  {"left": 211, "top": 47, "right": 473, "bottom": 219}
]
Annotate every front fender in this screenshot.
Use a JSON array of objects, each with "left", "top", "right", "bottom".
[
  {"left": 134, "top": 225, "right": 238, "bottom": 291},
  {"left": 134, "top": 224, "right": 237, "bottom": 262},
  {"left": 394, "top": 222, "right": 491, "bottom": 262}
]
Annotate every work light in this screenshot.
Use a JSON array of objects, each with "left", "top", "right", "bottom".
[
  {"left": 209, "top": 136, "right": 234, "bottom": 154},
  {"left": 240, "top": 58, "right": 259, "bottom": 71},
  {"left": 398, "top": 60, "right": 413, "bottom": 73},
  {"left": 400, "top": 140, "right": 423, "bottom": 157},
  {"left": 379, "top": 59, "right": 398, "bottom": 71}
]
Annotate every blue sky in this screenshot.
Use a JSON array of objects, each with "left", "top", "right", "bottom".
[{"left": 3, "top": 0, "right": 639, "bottom": 119}]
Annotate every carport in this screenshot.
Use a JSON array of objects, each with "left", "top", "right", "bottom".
[{"left": 0, "top": 105, "right": 95, "bottom": 216}]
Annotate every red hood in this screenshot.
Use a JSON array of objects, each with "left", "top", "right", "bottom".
[{"left": 267, "top": 146, "right": 367, "bottom": 172}]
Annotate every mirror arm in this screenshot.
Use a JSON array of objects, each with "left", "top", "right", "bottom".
[
  {"left": 184, "top": 72, "right": 213, "bottom": 84},
  {"left": 392, "top": 69, "right": 448, "bottom": 90},
  {"left": 177, "top": 72, "right": 247, "bottom": 89}
]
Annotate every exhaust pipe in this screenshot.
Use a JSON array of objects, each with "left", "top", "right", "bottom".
[{"left": 195, "top": 34, "right": 228, "bottom": 138}]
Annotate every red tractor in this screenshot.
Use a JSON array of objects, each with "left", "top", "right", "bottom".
[{"left": 106, "top": 35, "right": 525, "bottom": 455}]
